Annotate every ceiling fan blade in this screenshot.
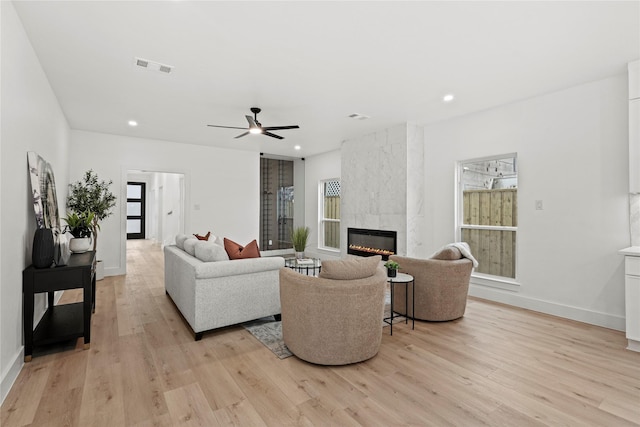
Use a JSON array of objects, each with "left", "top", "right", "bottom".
[
  {"left": 263, "top": 131, "right": 284, "bottom": 140},
  {"left": 262, "top": 125, "right": 300, "bottom": 131},
  {"left": 245, "top": 115, "right": 259, "bottom": 128},
  {"left": 234, "top": 131, "right": 250, "bottom": 139},
  {"left": 207, "top": 124, "right": 247, "bottom": 130}
]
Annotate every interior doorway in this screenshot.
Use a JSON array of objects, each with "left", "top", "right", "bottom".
[{"left": 126, "top": 170, "right": 185, "bottom": 246}]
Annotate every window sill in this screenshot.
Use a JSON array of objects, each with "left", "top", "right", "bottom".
[
  {"left": 470, "top": 273, "right": 520, "bottom": 292},
  {"left": 316, "top": 246, "right": 340, "bottom": 254}
]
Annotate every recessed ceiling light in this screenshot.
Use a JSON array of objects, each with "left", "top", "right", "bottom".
[
  {"left": 443, "top": 94, "right": 455, "bottom": 102},
  {"left": 294, "top": 145, "right": 301, "bottom": 150},
  {"left": 128, "top": 120, "right": 138, "bottom": 127}
]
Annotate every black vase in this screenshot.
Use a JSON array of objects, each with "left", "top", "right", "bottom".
[
  {"left": 32, "top": 228, "right": 54, "bottom": 268},
  {"left": 387, "top": 268, "right": 397, "bottom": 278}
]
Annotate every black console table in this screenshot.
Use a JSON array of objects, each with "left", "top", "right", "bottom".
[{"left": 23, "top": 251, "right": 96, "bottom": 362}]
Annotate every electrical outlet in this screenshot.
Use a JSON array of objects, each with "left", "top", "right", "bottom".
[
  {"left": 268, "top": 240, "right": 273, "bottom": 246},
  {"left": 535, "top": 200, "right": 543, "bottom": 210}
]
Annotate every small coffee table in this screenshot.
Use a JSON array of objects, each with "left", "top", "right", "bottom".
[
  {"left": 284, "top": 258, "right": 322, "bottom": 276},
  {"left": 384, "top": 272, "right": 415, "bottom": 335}
]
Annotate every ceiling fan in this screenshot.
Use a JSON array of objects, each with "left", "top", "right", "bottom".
[{"left": 207, "top": 107, "right": 299, "bottom": 140}]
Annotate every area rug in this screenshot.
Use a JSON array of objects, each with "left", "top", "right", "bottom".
[
  {"left": 242, "top": 291, "right": 402, "bottom": 359},
  {"left": 242, "top": 317, "right": 293, "bottom": 359}
]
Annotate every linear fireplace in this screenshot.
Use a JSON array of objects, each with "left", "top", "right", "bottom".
[{"left": 347, "top": 228, "right": 397, "bottom": 261}]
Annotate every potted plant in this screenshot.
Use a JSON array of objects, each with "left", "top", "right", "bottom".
[
  {"left": 63, "top": 211, "right": 94, "bottom": 253},
  {"left": 384, "top": 260, "right": 400, "bottom": 278},
  {"left": 291, "top": 226, "right": 311, "bottom": 259},
  {"left": 67, "top": 170, "right": 117, "bottom": 279}
]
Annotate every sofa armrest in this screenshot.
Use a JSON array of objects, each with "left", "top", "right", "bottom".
[{"left": 194, "top": 256, "right": 285, "bottom": 279}]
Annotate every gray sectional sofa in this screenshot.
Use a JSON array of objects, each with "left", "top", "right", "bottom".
[{"left": 164, "top": 234, "right": 284, "bottom": 340}]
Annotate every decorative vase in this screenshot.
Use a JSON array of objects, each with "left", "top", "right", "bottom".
[
  {"left": 32, "top": 228, "right": 54, "bottom": 268},
  {"left": 296, "top": 251, "right": 304, "bottom": 260},
  {"left": 387, "top": 268, "right": 397, "bottom": 278},
  {"left": 69, "top": 237, "right": 91, "bottom": 253}
]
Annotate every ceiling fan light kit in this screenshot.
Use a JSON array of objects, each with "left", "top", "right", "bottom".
[{"left": 207, "top": 107, "right": 299, "bottom": 140}]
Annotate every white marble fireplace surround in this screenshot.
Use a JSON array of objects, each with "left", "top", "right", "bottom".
[{"left": 341, "top": 123, "right": 425, "bottom": 258}]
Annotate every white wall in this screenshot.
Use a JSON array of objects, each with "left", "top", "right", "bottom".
[
  {"left": 69, "top": 130, "right": 260, "bottom": 276},
  {"left": 161, "top": 173, "right": 183, "bottom": 246},
  {"left": 303, "top": 149, "right": 342, "bottom": 260},
  {"left": 423, "top": 74, "right": 630, "bottom": 330},
  {"left": 1, "top": 1, "right": 71, "bottom": 403}
]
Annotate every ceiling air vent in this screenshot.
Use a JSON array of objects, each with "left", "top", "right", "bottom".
[{"left": 134, "top": 57, "right": 173, "bottom": 74}]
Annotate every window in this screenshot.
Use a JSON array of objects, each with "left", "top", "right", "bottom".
[
  {"left": 457, "top": 154, "right": 517, "bottom": 280},
  {"left": 320, "top": 179, "right": 340, "bottom": 250}
]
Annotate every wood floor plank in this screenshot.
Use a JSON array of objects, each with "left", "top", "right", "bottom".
[
  {"left": 164, "top": 383, "right": 217, "bottom": 427},
  {"left": 2, "top": 240, "right": 639, "bottom": 426},
  {"left": 119, "top": 334, "right": 169, "bottom": 425},
  {"left": 192, "top": 360, "right": 246, "bottom": 411},
  {"left": 77, "top": 361, "right": 125, "bottom": 427},
  {"left": 1, "top": 361, "right": 51, "bottom": 427},
  {"left": 212, "top": 399, "right": 269, "bottom": 427}
]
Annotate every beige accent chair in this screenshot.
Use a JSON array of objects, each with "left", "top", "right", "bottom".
[
  {"left": 279, "top": 255, "right": 386, "bottom": 365},
  {"left": 389, "top": 247, "right": 473, "bottom": 321}
]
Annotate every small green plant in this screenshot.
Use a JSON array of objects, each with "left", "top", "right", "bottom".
[
  {"left": 384, "top": 260, "right": 400, "bottom": 270},
  {"left": 63, "top": 211, "right": 94, "bottom": 238},
  {"left": 291, "top": 226, "right": 311, "bottom": 252},
  {"left": 67, "top": 170, "right": 116, "bottom": 251}
]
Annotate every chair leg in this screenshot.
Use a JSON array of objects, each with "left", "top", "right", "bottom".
[{"left": 274, "top": 314, "right": 282, "bottom": 321}]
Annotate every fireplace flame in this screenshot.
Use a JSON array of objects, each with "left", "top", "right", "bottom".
[{"left": 348, "top": 244, "right": 395, "bottom": 256}]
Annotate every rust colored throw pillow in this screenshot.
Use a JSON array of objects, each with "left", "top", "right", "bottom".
[
  {"left": 223, "top": 238, "right": 261, "bottom": 260},
  {"left": 194, "top": 231, "right": 211, "bottom": 241}
]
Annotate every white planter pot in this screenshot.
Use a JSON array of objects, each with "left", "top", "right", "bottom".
[{"left": 69, "top": 237, "right": 91, "bottom": 253}]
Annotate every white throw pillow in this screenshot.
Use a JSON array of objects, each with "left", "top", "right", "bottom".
[
  {"left": 183, "top": 238, "right": 198, "bottom": 256},
  {"left": 176, "top": 233, "right": 190, "bottom": 250},
  {"left": 195, "top": 241, "right": 230, "bottom": 262}
]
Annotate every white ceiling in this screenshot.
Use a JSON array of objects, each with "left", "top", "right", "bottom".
[{"left": 12, "top": 1, "right": 640, "bottom": 158}]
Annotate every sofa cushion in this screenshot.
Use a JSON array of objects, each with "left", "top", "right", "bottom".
[
  {"left": 176, "top": 233, "right": 190, "bottom": 250},
  {"left": 319, "top": 255, "right": 382, "bottom": 280},
  {"left": 183, "top": 238, "right": 198, "bottom": 256},
  {"left": 224, "top": 238, "right": 261, "bottom": 260},
  {"left": 195, "top": 241, "right": 229, "bottom": 262},
  {"left": 431, "top": 247, "right": 462, "bottom": 261}
]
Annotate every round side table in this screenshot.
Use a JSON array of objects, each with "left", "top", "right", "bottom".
[{"left": 384, "top": 272, "right": 415, "bottom": 335}]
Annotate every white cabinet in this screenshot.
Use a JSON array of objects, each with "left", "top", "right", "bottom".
[
  {"left": 630, "top": 60, "right": 640, "bottom": 193},
  {"left": 629, "top": 60, "right": 640, "bottom": 100},
  {"left": 621, "top": 250, "right": 640, "bottom": 352},
  {"left": 630, "top": 99, "right": 640, "bottom": 193}
]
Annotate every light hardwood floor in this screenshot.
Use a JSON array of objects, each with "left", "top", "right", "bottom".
[{"left": 2, "top": 240, "right": 639, "bottom": 426}]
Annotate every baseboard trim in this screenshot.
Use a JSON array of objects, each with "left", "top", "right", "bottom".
[
  {"left": 104, "top": 266, "right": 125, "bottom": 277},
  {"left": 1, "top": 347, "right": 24, "bottom": 405},
  {"left": 469, "top": 284, "right": 625, "bottom": 332}
]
